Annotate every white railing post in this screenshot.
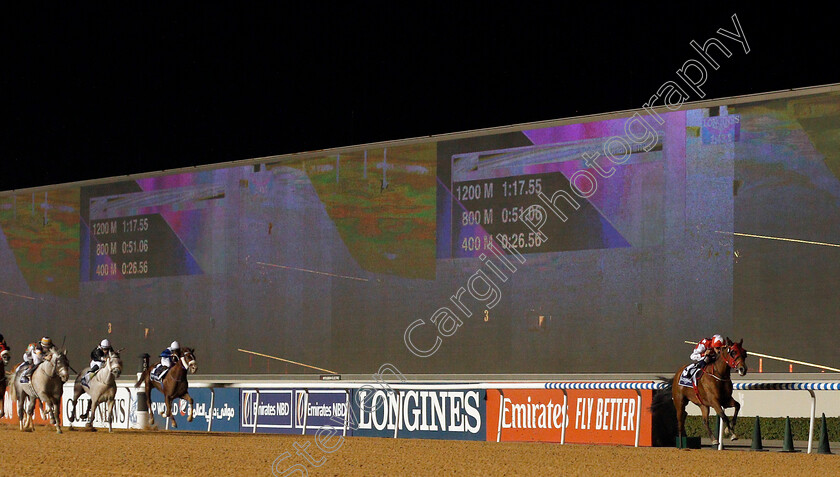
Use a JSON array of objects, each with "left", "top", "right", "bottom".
[
  {"left": 343, "top": 390, "right": 350, "bottom": 437},
  {"left": 717, "top": 414, "right": 724, "bottom": 450},
  {"left": 301, "top": 390, "right": 309, "bottom": 435},
  {"left": 808, "top": 389, "right": 816, "bottom": 454},
  {"left": 393, "top": 389, "right": 401, "bottom": 439},
  {"left": 560, "top": 390, "right": 567, "bottom": 445},
  {"left": 207, "top": 388, "right": 215, "bottom": 432},
  {"left": 496, "top": 389, "right": 504, "bottom": 443},
  {"left": 634, "top": 390, "right": 641, "bottom": 447},
  {"left": 252, "top": 390, "right": 259, "bottom": 434}
]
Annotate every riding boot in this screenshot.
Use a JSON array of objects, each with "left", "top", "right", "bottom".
[{"left": 692, "top": 360, "right": 706, "bottom": 377}]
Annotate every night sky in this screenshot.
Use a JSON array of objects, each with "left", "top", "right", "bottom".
[{"left": 2, "top": 5, "right": 836, "bottom": 191}]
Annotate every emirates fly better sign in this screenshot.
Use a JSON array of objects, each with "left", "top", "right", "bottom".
[{"left": 486, "top": 388, "right": 653, "bottom": 445}]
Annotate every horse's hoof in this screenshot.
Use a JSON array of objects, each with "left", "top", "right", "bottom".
[
  {"left": 730, "top": 434, "right": 738, "bottom": 441},
  {"left": 187, "top": 416, "right": 194, "bottom": 422},
  {"left": 711, "top": 439, "right": 719, "bottom": 445},
  {"left": 56, "top": 428, "right": 62, "bottom": 434}
]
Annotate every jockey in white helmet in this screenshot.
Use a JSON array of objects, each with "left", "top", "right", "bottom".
[
  {"left": 89, "top": 339, "right": 113, "bottom": 375},
  {"left": 160, "top": 341, "right": 182, "bottom": 368}
]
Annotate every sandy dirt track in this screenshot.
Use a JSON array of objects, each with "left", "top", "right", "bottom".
[{"left": 0, "top": 424, "right": 837, "bottom": 476}]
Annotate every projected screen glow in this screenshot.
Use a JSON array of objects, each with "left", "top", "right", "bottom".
[{"left": 1, "top": 91, "right": 838, "bottom": 374}]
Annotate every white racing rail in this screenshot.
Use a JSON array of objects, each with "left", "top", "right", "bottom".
[{"left": 542, "top": 381, "right": 840, "bottom": 452}]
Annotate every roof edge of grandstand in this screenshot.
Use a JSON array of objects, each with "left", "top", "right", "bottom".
[{"left": 6, "top": 82, "right": 839, "bottom": 196}]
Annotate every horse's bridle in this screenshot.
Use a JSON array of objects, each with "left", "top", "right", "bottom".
[
  {"left": 44, "top": 352, "right": 69, "bottom": 379},
  {"left": 180, "top": 351, "right": 197, "bottom": 374},
  {"left": 706, "top": 345, "right": 745, "bottom": 381},
  {"left": 109, "top": 351, "right": 123, "bottom": 376},
  {"left": 723, "top": 344, "right": 746, "bottom": 368}
]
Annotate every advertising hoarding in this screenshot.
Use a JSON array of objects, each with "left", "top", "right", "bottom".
[{"left": 486, "top": 388, "right": 653, "bottom": 446}]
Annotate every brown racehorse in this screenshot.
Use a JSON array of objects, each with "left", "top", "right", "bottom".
[
  {"left": 672, "top": 338, "right": 747, "bottom": 444},
  {"left": 135, "top": 348, "right": 197, "bottom": 428}
]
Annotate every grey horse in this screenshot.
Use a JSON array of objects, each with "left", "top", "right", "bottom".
[
  {"left": 68, "top": 349, "right": 123, "bottom": 432},
  {"left": 12, "top": 348, "right": 70, "bottom": 433}
]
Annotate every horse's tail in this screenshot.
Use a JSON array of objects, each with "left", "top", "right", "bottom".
[
  {"left": 6, "top": 371, "right": 16, "bottom": 402},
  {"left": 134, "top": 369, "right": 147, "bottom": 388},
  {"left": 135, "top": 354, "right": 150, "bottom": 388},
  {"left": 649, "top": 376, "right": 677, "bottom": 447}
]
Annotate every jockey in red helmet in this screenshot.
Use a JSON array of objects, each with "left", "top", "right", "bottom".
[
  {"left": 0, "top": 333, "right": 10, "bottom": 364},
  {"left": 690, "top": 334, "right": 725, "bottom": 367}
]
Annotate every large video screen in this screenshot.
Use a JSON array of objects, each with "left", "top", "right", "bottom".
[{"left": 1, "top": 90, "right": 838, "bottom": 374}]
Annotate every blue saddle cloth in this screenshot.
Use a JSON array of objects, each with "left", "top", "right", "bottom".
[
  {"left": 150, "top": 364, "right": 169, "bottom": 383},
  {"left": 81, "top": 370, "right": 96, "bottom": 388},
  {"left": 679, "top": 362, "right": 705, "bottom": 388},
  {"left": 18, "top": 364, "right": 32, "bottom": 384}
]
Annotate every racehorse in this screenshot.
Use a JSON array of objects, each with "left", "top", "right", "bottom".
[
  {"left": 672, "top": 337, "right": 747, "bottom": 444},
  {"left": 68, "top": 349, "right": 123, "bottom": 432},
  {"left": 12, "top": 347, "right": 71, "bottom": 433},
  {"left": 135, "top": 347, "right": 197, "bottom": 428},
  {"left": 0, "top": 341, "right": 10, "bottom": 418}
]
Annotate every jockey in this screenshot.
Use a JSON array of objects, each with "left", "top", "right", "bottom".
[
  {"left": 22, "top": 342, "right": 36, "bottom": 364},
  {"left": 22, "top": 337, "right": 54, "bottom": 378},
  {"left": 160, "top": 341, "right": 182, "bottom": 369},
  {"left": 88, "top": 339, "right": 113, "bottom": 375},
  {"left": 0, "top": 334, "right": 8, "bottom": 360},
  {"left": 690, "top": 334, "right": 725, "bottom": 367},
  {"left": 20, "top": 342, "right": 37, "bottom": 372}
]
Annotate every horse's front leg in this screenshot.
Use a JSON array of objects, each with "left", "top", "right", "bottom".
[
  {"left": 52, "top": 398, "right": 62, "bottom": 434},
  {"left": 712, "top": 404, "right": 736, "bottom": 441},
  {"left": 726, "top": 397, "right": 741, "bottom": 440},
  {"left": 107, "top": 398, "right": 115, "bottom": 433},
  {"left": 165, "top": 397, "right": 178, "bottom": 429},
  {"left": 86, "top": 396, "right": 99, "bottom": 431},
  {"left": 183, "top": 393, "right": 195, "bottom": 422}
]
